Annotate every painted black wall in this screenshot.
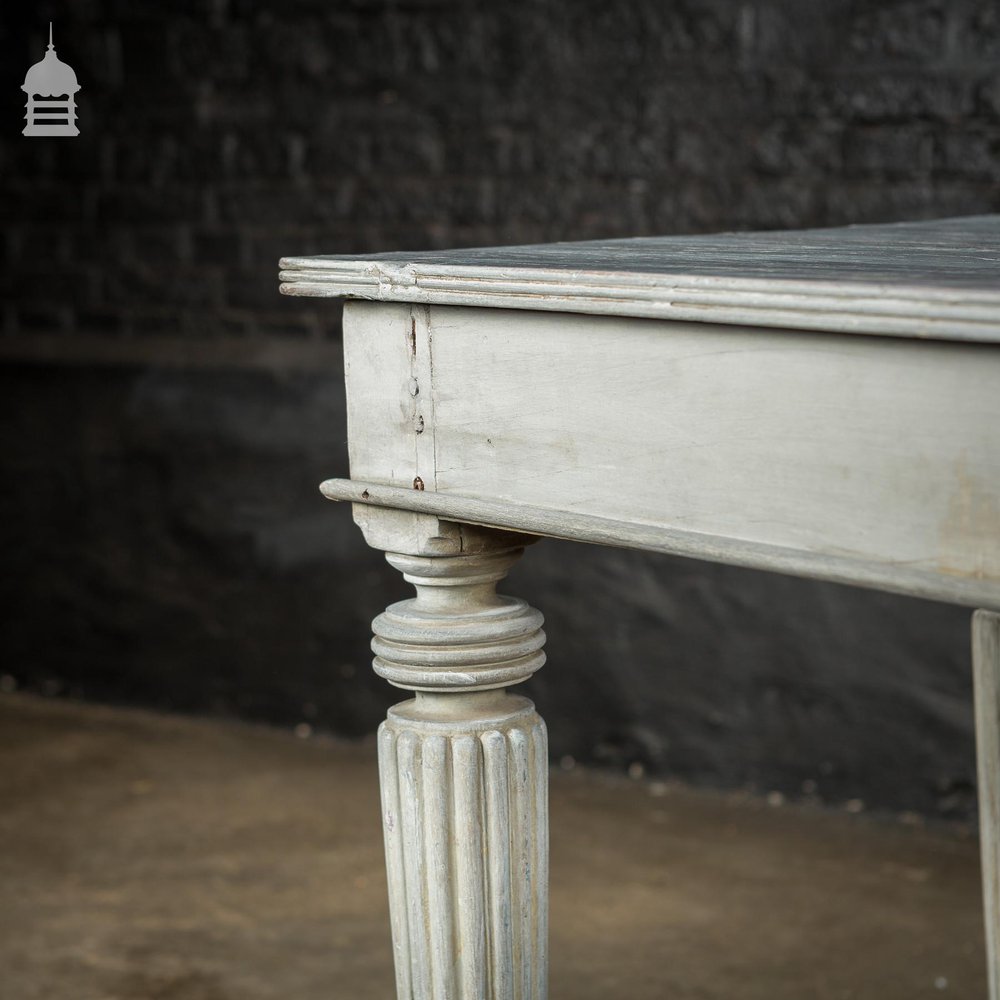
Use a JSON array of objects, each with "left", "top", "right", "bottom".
[{"left": 2, "top": 0, "right": 998, "bottom": 818}]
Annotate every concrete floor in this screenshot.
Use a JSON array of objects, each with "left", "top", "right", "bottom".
[{"left": 0, "top": 694, "right": 988, "bottom": 1000}]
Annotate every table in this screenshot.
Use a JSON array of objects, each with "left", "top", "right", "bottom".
[{"left": 280, "top": 215, "right": 1000, "bottom": 999}]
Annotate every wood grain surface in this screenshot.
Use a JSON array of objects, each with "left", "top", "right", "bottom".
[{"left": 281, "top": 215, "right": 1000, "bottom": 341}]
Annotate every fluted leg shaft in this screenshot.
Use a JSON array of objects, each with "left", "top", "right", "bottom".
[
  {"left": 353, "top": 508, "right": 548, "bottom": 1000},
  {"left": 379, "top": 693, "right": 547, "bottom": 1000}
]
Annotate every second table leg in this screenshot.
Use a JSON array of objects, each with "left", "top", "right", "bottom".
[{"left": 974, "top": 609, "right": 1000, "bottom": 1000}]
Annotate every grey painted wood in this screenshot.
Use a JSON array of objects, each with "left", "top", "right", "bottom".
[
  {"left": 337, "top": 301, "right": 1000, "bottom": 609},
  {"left": 974, "top": 610, "right": 1000, "bottom": 1000},
  {"left": 355, "top": 508, "right": 548, "bottom": 1000},
  {"left": 280, "top": 215, "right": 1000, "bottom": 342},
  {"left": 342, "top": 303, "right": 429, "bottom": 493},
  {"left": 322, "top": 479, "right": 1000, "bottom": 610},
  {"left": 279, "top": 216, "right": 1000, "bottom": 995}
]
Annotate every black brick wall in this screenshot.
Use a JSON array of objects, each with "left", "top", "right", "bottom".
[
  {"left": 1, "top": 0, "right": 997, "bottom": 818},
  {"left": 3, "top": 0, "right": 1000, "bottom": 342}
]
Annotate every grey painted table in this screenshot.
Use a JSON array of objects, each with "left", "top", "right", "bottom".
[{"left": 280, "top": 215, "right": 1000, "bottom": 999}]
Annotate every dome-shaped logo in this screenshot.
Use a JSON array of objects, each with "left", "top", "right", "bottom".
[{"left": 22, "top": 23, "right": 80, "bottom": 137}]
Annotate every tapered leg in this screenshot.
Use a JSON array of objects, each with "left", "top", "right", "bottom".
[
  {"left": 974, "top": 610, "right": 1000, "bottom": 1000},
  {"left": 354, "top": 507, "right": 548, "bottom": 1000}
]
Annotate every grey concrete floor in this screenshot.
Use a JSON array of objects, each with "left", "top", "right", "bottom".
[{"left": 0, "top": 693, "right": 988, "bottom": 999}]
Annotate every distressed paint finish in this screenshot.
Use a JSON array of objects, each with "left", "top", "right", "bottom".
[
  {"left": 974, "top": 611, "right": 1000, "bottom": 1000},
  {"left": 335, "top": 302, "right": 1000, "bottom": 608},
  {"left": 281, "top": 215, "right": 1000, "bottom": 342},
  {"left": 281, "top": 215, "right": 1000, "bottom": 992},
  {"left": 380, "top": 698, "right": 547, "bottom": 1000},
  {"left": 355, "top": 507, "right": 548, "bottom": 1000},
  {"left": 324, "top": 479, "right": 1000, "bottom": 610}
]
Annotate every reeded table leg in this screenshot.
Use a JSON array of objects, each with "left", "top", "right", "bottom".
[
  {"left": 974, "top": 610, "right": 1000, "bottom": 1000},
  {"left": 354, "top": 506, "right": 548, "bottom": 1000}
]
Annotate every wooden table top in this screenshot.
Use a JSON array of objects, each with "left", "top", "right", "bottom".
[{"left": 280, "top": 215, "right": 1000, "bottom": 342}]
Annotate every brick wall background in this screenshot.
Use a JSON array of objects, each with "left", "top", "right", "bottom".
[{"left": 1, "top": 0, "right": 998, "bottom": 818}]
